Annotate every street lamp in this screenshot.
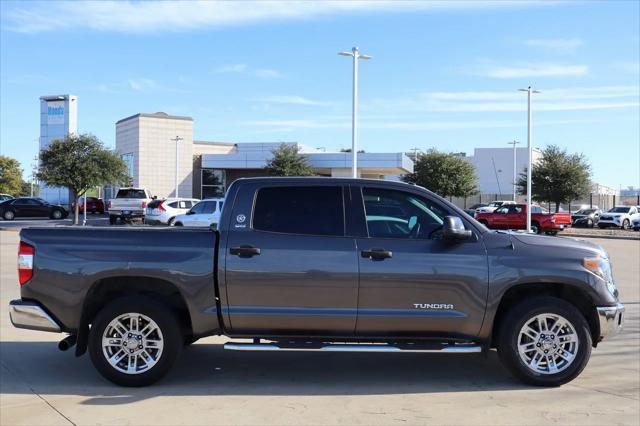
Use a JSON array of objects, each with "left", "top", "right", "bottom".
[
  {"left": 170, "top": 136, "right": 183, "bottom": 197},
  {"left": 507, "top": 140, "right": 520, "bottom": 201},
  {"left": 338, "top": 46, "right": 371, "bottom": 178},
  {"left": 518, "top": 87, "right": 540, "bottom": 233}
]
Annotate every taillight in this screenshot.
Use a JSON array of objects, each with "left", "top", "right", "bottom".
[
  {"left": 18, "top": 241, "right": 34, "bottom": 285},
  {"left": 158, "top": 201, "right": 165, "bottom": 211},
  {"left": 107, "top": 200, "right": 112, "bottom": 209},
  {"left": 141, "top": 201, "right": 147, "bottom": 209}
]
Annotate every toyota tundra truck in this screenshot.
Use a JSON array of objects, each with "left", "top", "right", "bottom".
[{"left": 9, "top": 178, "right": 624, "bottom": 387}]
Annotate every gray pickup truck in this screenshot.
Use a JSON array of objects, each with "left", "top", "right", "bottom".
[{"left": 9, "top": 177, "right": 624, "bottom": 387}]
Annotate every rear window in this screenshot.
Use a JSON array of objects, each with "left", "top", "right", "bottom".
[
  {"left": 253, "top": 186, "right": 344, "bottom": 236},
  {"left": 147, "top": 200, "right": 163, "bottom": 208},
  {"left": 116, "top": 189, "right": 147, "bottom": 199}
]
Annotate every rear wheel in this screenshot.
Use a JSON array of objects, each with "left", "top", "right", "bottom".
[
  {"left": 167, "top": 217, "right": 176, "bottom": 226},
  {"left": 3, "top": 210, "right": 15, "bottom": 220},
  {"left": 88, "top": 296, "right": 183, "bottom": 387},
  {"left": 622, "top": 219, "right": 630, "bottom": 230},
  {"left": 497, "top": 296, "right": 591, "bottom": 386},
  {"left": 531, "top": 221, "right": 541, "bottom": 234},
  {"left": 51, "top": 209, "right": 63, "bottom": 220}
]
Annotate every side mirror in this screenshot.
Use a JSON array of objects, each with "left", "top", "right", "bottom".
[
  {"left": 442, "top": 216, "right": 472, "bottom": 241},
  {"left": 186, "top": 210, "right": 195, "bottom": 215}
]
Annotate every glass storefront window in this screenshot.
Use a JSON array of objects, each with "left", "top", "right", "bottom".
[{"left": 202, "top": 169, "right": 226, "bottom": 198}]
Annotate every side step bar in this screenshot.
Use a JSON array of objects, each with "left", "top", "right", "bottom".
[{"left": 224, "top": 342, "right": 481, "bottom": 353}]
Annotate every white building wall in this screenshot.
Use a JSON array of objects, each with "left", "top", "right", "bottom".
[
  {"left": 116, "top": 113, "right": 194, "bottom": 198},
  {"left": 468, "top": 147, "right": 542, "bottom": 195}
]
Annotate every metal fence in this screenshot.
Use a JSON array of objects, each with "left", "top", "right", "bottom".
[{"left": 449, "top": 194, "right": 640, "bottom": 212}]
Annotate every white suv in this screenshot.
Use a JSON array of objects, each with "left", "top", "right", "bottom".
[
  {"left": 173, "top": 198, "right": 224, "bottom": 228},
  {"left": 598, "top": 206, "right": 640, "bottom": 230},
  {"left": 145, "top": 198, "right": 200, "bottom": 226},
  {"left": 475, "top": 200, "right": 516, "bottom": 214}
]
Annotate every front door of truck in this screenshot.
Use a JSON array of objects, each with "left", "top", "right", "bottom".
[
  {"left": 224, "top": 184, "right": 358, "bottom": 335},
  {"left": 354, "top": 185, "right": 488, "bottom": 338}
]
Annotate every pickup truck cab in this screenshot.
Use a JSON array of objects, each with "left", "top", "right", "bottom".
[
  {"left": 107, "top": 188, "right": 152, "bottom": 224},
  {"left": 475, "top": 203, "right": 571, "bottom": 235},
  {"left": 9, "top": 178, "right": 624, "bottom": 387}
]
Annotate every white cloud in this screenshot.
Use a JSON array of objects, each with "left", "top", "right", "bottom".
[
  {"left": 367, "top": 85, "right": 640, "bottom": 113},
  {"left": 254, "top": 68, "right": 283, "bottom": 79},
  {"left": 254, "top": 95, "right": 331, "bottom": 106},
  {"left": 214, "top": 64, "right": 248, "bottom": 73},
  {"left": 127, "top": 78, "right": 159, "bottom": 91},
  {"left": 2, "top": 1, "right": 554, "bottom": 34},
  {"left": 525, "top": 38, "right": 583, "bottom": 51},
  {"left": 479, "top": 63, "right": 589, "bottom": 79}
]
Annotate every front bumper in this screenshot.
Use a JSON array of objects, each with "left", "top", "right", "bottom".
[
  {"left": 596, "top": 303, "right": 625, "bottom": 340},
  {"left": 9, "top": 300, "right": 61, "bottom": 332}
]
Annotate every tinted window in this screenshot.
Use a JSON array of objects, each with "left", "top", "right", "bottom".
[
  {"left": 148, "top": 200, "right": 163, "bottom": 209},
  {"left": 190, "top": 201, "right": 205, "bottom": 214},
  {"left": 253, "top": 186, "right": 344, "bottom": 236},
  {"left": 362, "top": 187, "right": 448, "bottom": 239},
  {"left": 201, "top": 201, "right": 217, "bottom": 214},
  {"left": 16, "top": 198, "right": 40, "bottom": 205},
  {"left": 116, "top": 189, "right": 147, "bottom": 199},
  {"left": 609, "top": 207, "right": 630, "bottom": 213}
]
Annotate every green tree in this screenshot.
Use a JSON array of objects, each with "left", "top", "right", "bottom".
[
  {"left": 517, "top": 145, "right": 591, "bottom": 212},
  {"left": 37, "top": 134, "right": 130, "bottom": 224},
  {"left": 402, "top": 149, "right": 478, "bottom": 198},
  {"left": 265, "top": 144, "right": 314, "bottom": 176},
  {"left": 20, "top": 180, "right": 39, "bottom": 197},
  {"left": 0, "top": 155, "right": 23, "bottom": 196}
]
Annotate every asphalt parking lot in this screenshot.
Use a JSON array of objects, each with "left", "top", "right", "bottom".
[{"left": 0, "top": 230, "right": 638, "bottom": 425}]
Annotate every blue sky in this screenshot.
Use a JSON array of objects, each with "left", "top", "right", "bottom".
[{"left": 1, "top": 0, "right": 639, "bottom": 188}]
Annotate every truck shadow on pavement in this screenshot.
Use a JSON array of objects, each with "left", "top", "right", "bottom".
[{"left": 1, "top": 341, "right": 536, "bottom": 405}]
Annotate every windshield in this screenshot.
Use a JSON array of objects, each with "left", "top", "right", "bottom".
[
  {"left": 116, "top": 189, "right": 147, "bottom": 199},
  {"left": 576, "top": 208, "right": 596, "bottom": 214},
  {"left": 609, "top": 207, "right": 630, "bottom": 213}
]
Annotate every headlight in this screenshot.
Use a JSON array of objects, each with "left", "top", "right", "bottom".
[{"left": 584, "top": 256, "right": 616, "bottom": 296}]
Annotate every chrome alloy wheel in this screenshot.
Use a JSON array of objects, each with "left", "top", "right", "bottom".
[
  {"left": 517, "top": 313, "right": 579, "bottom": 375},
  {"left": 102, "top": 312, "right": 164, "bottom": 375}
]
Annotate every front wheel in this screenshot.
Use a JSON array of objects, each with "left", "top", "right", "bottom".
[
  {"left": 531, "top": 222, "right": 541, "bottom": 234},
  {"left": 622, "top": 219, "right": 630, "bottom": 230},
  {"left": 497, "top": 296, "right": 592, "bottom": 387},
  {"left": 3, "top": 210, "right": 15, "bottom": 220},
  {"left": 88, "top": 296, "right": 183, "bottom": 387},
  {"left": 51, "top": 209, "right": 63, "bottom": 220}
]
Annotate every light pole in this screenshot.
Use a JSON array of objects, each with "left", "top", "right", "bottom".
[
  {"left": 508, "top": 140, "right": 520, "bottom": 201},
  {"left": 339, "top": 46, "right": 371, "bottom": 178},
  {"left": 518, "top": 87, "right": 540, "bottom": 233},
  {"left": 171, "top": 136, "right": 183, "bottom": 197}
]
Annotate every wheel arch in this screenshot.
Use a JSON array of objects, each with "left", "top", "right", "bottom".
[
  {"left": 490, "top": 282, "right": 599, "bottom": 348},
  {"left": 76, "top": 276, "right": 193, "bottom": 356}
]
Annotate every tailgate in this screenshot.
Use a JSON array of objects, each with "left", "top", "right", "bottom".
[
  {"left": 112, "top": 199, "right": 145, "bottom": 209},
  {"left": 554, "top": 212, "right": 572, "bottom": 225}
]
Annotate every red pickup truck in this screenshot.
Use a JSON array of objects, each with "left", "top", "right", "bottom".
[{"left": 475, "top": 203, "right": 571, "bottom": 235}]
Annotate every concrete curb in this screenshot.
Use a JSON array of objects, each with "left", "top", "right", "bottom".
[{"left": 562, "top": 233, "right": 640, "bottom": 241}]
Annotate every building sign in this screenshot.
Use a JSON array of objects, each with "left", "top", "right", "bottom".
[{"left": 47, "top": 101, "right": 65, "bottom": 125}]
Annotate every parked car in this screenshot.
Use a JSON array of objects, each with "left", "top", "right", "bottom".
[
  {"left": 0, "top": 194, "right": 15, "bottom": 202},
  {"left": 474, "top": 200, "right": 516, "bottom": 214},
  {"left": 0, "top": 197, "right": 68, "bottom": 220},
  {"left": 172, "top": 198, "right": 224, "bottom": 227},
  {"left": 597, "top": 206, "right": 640, "bottom": 230},
  {"left": 464, "top": 203, "right": 487, "bottom": 217},
  {"left": 72, "top": 197, "right": 105, "bottom": 214},
  {"left": 8, "top": 178, "right": 624, "bottom": 388},
  {"left": 107, "top": 188, "right": 152, "bottom": 225},
  {"left": 571, "top": 207, "right": 602, "bottom": 228},
  {"left": 145, "top": 198, "right": 200, "bottom": 226},
  {"left": 475, "top": 203, "right": 571, "bottom": 235}
]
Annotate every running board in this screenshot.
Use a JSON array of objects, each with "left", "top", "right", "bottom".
[{"left": 223, "top": 342, "right": 481, "bottom": 353}]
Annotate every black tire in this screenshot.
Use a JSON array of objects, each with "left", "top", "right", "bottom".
[
  {"left": 109, "top": 215, "right": 117, "bottom": 225},
  {"left": 587, "top": 218, "right": 593, "bottom": 228},
  {"left": 3, "top": 210, "right": 15, "bottom": 220},
  {"left": 531, "top": 221, "right": 542, "bottom": 234},
  {"left": 50, "top": 209, "right": 63, "bottom": 220},
  {"left": 167, "top": 217, "right": 175, "bottom": 226},
  {"left": 622, "top": 219, "right": 630, "bottom": 230},
  {"left": 88, "top": 296, "right": 183, "bottom": 387},
  {"left": 174, "top": 222, "right": 183, "bottom": 227},
  {"left": 497, "top": 296, "right": 592, "bottom": 387}
]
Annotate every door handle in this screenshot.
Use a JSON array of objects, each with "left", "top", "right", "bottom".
[
  {"left": 230, "top": 245, "right": 261, "bottom": 257},
  {"left": 361, "top": 248, "right": 392, "bottom": 260}
]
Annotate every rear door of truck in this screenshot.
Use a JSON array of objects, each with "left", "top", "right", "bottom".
[{"left": 222, "top": 181, "right": 359, "bottom": 335}]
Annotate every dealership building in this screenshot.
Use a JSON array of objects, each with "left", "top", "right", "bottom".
[{"left": 115, "top": 112, "right": 414, "bottom": 199}]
